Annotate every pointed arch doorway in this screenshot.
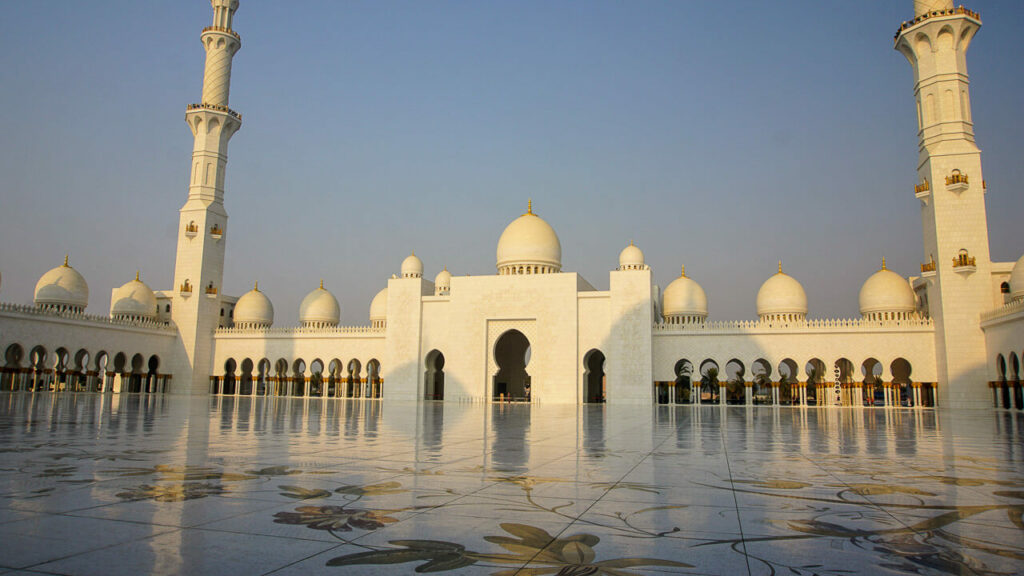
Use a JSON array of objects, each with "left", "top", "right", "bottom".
[
  {"left": 583, "top": 349, "right": 606, "bottom": 403},
  {"left": 425, "top": 350, "right": 445, "bottom": 400},
  {"left": 492, "top": 329, "right": 531, "bottom": 402}
]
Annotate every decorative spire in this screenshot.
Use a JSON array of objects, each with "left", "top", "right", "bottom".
[
  {"left": 442, "top": 265, "right": 448, "bottom": 272},
  {"left": 629, "top": 239, "right": 634, "bottom": 247},
  {"left": 319, "top": 279, "right": 324, "bottom": 290},
  {"left": 63, "top": 254, "right": 69, "bottom": 267},
  {"left": 680, "top": 265, "right": 686, "bottom": 278},
  {"left": 254, "top": 281, "right": 259, "bottom": 291},
  {"left": 526, "top": 199, "right": 533, "bottom": 215},
  {"left": 881, "top": 257, "right": 887, "bottom": 271},
  {"left": 778, "top": 261, "right": 783, "bottom": 274},
  {"left": 135, "top": 270, "right": 141, "bottom": 282}
]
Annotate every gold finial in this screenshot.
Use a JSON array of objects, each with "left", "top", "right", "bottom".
[
  {"left": 135, "top": 270, "right": 140, "bottom": 282},
  {"left": 254, "top": 281, "right": 259, "bottom": 291},
  {"left": 411, "top": 250, "right": 415, "bottom": 257},
  {"left": 63, "top": 254, "right": 69, "bottom": 267},
  {"left": 630, "top": 239, "right": 634, "bottom": 247},
  {"left": 442, "top": 265, "right": 447, "bottom": 272},
  {"left": 680, "top": 265, "right": 686, "bottom": 278},
  {"left": 527, "top": 199, "right": 533, "bottom": 215},
  {"left": 881, "top": 257, "right": 887, "bottom": 271},
  {"left": 319, "top": 279, "right": 324, "bottom": 290},
  {"left": 777, "top": 261, "right": 783, "bottom": 274}
]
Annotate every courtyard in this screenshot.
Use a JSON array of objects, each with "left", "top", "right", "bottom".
[{"left": 0, "top": 394, "right": 1022, "bottom": 575}]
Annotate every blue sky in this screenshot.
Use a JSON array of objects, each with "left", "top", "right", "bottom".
[{"left": 1, "top": 1, "right": 1022, "bottom": 325}]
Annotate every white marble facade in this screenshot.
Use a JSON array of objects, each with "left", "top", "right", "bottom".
[{"left": 1, "top": 0, "right": 1023, "bottom": 410}]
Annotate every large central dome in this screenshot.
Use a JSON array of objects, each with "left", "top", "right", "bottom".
[{"left": 496, "top": 201, "right": 562, "bottom": 275}]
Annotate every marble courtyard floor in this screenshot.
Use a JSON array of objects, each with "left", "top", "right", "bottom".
[{"left": 0, "top": 395, "right": 1022, "bottom": 575}]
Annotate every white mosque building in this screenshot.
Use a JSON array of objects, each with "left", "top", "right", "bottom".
[{"left": 1, "top": 0, "right": 1022, "bottom": 410}]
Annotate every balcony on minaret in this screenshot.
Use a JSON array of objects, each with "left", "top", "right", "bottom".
[
  {"left": 202, "top": 26, "right": 239, "bottom": 41},
  {"left": 205, "top": 282, "right": 219, "bottom": 297},
  {"left": 895, "top": 6, "right": 982, "bottom": 40},
  {"left": 920, "top": 257, "right": 937, "bottom": 277},
  {"left": 914, "top": 179, "right": 931, "bottom": 203},
  {"left": 952, "top": 249, "right": 977, "bottom": 274},
  {"left": 945, "top": 170, "right": 969, "bottom": 193},
  {"left": 187, "top": 103, "right": 242, "bottom": 121},
  {"left": 185, "top": 221, "right": 199, "bottom": 238},
  {"left": 210, "top": 225, "right": 223, "bottom": 240},
  {"left": 179, "top": 279, "right": 193, "bottom": 297}
]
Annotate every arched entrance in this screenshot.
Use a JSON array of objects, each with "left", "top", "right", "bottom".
[
  {"left": 2, "top": 344, "right": 25, "bottom": 391},
  {"left": 129, "top": 354, "right": 145, "bottom": 393},
  {"left": 223, "top": 358, "right": 237, "bottom": 395},
  {"left": 891, "top": 358, "right": 913, "bottom": 406},
  {"left": 367, "top": 359, "right": 382, "bottom": 398},
  {"left": 699, "top": 360, "right": 720, "bottom": 404},
  {"left": 346, "top": 359, "right": 361, "bottom": 398},
  {"left": 493, "top": 329, "right": 531, "bottom": 402},
  {"left": 147, "top": 355, "right": 161, "bottom": 393},
  {"left": 583, "top": 349, "right": 605, "bottom": 403},
  {"left": 674, "top": 359, "right": 694, "bottom": 404},
  {"left": 425, "top": 350, "right": 445, "bottom": 400}
]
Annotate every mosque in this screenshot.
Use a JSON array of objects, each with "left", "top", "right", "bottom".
[{"left": 1, "top": 0, "right": 1022, "bottom": 410}]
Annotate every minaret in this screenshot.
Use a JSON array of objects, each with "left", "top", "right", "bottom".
[
  {"left": 895, "top": 1, "right": 991, "bottom": 407},
  {"left": 172, "top": 0, "right": 242, "bottom": 394}
]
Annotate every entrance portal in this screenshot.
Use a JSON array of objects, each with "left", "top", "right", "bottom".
[
  {"left": 584, "top": 349, "right": 605, "bottom": 403},
  {"left": 493, "top": 330, "right": 531, "bottom": 402},
  {"left": 425, "top": 350, "right": 445, "bottom": 400}
]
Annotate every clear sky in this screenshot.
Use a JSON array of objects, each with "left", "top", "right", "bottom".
[{"left": 1, "top": 1, "right": 1022, "bottom": 326}]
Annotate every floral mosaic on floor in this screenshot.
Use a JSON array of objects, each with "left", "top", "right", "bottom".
[{"left": 0, "top": 394, "right": 1022, "bottom": 575}]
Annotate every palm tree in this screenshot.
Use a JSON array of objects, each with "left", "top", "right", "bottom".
[
  {"left": 754, "top": 373, "right": 771, "bottom": 404},
  {"left": 702, "top": 367, "right": 719, "bottom": 402}
]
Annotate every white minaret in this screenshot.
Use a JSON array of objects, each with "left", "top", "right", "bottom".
[
  {"left": 172, "top": 0, "right": 242, "bottom": 394},
  {"left": 895, "top": 1, "right": 992, "bottom": 407}
]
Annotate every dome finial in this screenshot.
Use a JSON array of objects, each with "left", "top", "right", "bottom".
[
  {"left": 630, "top": 239, "right": 634, "bottom": 247},
  {"left": 63, "top": 254, "right": 70, "bottom": 267},
  {"left": 778, "top": 260, "right": 783, "bottom": 274},
  {"left": 881, "top": 257, "right": 887, "bottom": 271},
  {"left": 135, "top": 270, "right": 140, "bottom": 282},
  {"left": 254, "top": 280, "right": 259, "bottom": 291},
  {"left": 680, "top": 265, "right": 686, "bottom": 278},
  {"left": 319, "top": 279, "right": 324, "bottom": 290},
  {"left": 527, "top": 198, "right": 533, "bottom": 215},
  {"left": 442, "top": 264, "right": 447, "bottom": 272}
]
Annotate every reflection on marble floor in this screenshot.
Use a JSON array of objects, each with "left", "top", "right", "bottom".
[{"left": 0, "top": 394, "right": 1022, "bottom": 575}]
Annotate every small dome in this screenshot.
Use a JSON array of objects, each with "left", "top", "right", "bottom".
[
  {"left": 435, "top": 267, "right": 452, "bottom": 294},
  {"left": 859, "top": 260, "right": 916, "bottom": 316},
  {"left": 369, "top": 287, "right": 388, "bottom": 322},
  {"left": 1010, "top": 254, "right": 1024, "bottom": 302},
  {"left": 401, "top": 252, "right": 423, "bottom": 278},
  {"left": 496, "top": 200, "right": 562, "bottom": 274},
  {"left": 618, "top": 241, "right": 645, "bottom": 270},
  {"left": 756, "top": 262, "right": 808, "bottom": 319},
  {"left": 234, "top": 283, "right": 274, "bottom": 327},
  {"left": 110, "top": 272, "right": 157, "bottom": 320},
  {"left": 914, "top": 0, "right": 953, "bottom": 17},
  {"left": 299, "top": 281, "right": 340, "bottom": 326},
  {"left": 34, "top": 256, "right": 89, "bottom": 312},
  {"left": 662, "top": 266, "right": 707, "bottom": 318}
]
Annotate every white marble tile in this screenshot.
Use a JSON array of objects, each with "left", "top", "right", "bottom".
[{"left": 0, "top": 394, "right": 1022, "bottom": 575}]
